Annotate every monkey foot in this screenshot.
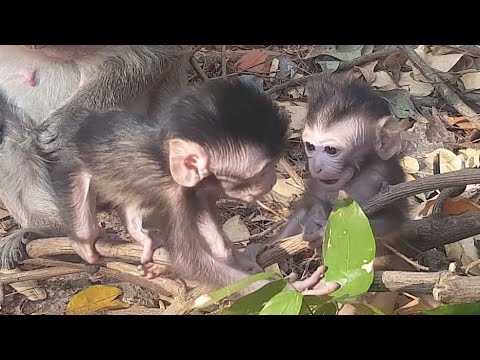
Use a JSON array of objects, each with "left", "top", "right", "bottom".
[
  {"left": 71, "top": 241, "right": 100, "bottom": 264},
  {"left": 290, "top": 266, "right": 340, "bottom": 296},
  {"left": 138, "top": 262, "right": 169, "bottom": 279}
]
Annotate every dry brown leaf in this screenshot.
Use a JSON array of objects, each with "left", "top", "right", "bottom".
[
  {"left": 0, "top": 268, "right": 47, "bottom": 301},
  {"left": 458, "top": 148, "right": 480, "bottom": 168},
  {"left": 271, "top": 178, "right": 304, "bottom": 198},
  {"left": 419, "top": 197, "right": 480, "bottom": 217},
  {"left": 460, "top": 72, "right": 480, "bottom": 91},
  {"left": 413, "top": 45, "right": 464, "bottom": 72},
  {"left": 276, "top": 101, "right": 307, "bottom": 131},
  {"left": 287, "top": 85, "right": 305, "bottom": 99},
  {"left": 65, "top": 285, "right": 129, "bottom": 314},
  {"left": 424, "top": 149, "right": 463, "bottom": 173},
  {"left": 445, "top": 237, "right": 480, "bottom": 275},
  {"left": 235, "top": 49, "right": 271, "bottom": 74},
  {"left": 222, "top": 215, "right": 250, "bottom": 242},
  {"left": 354, "top": 60, "right": 378, "bottom": 84},
  {"left": 405, "top": 174, "right": 416, "bottom": 182},
  {"left": 439, "top": 113, "right": 476, "bottom": 129},
  {"left": 269, "top": 58, "right": 279, "bottom": 78},
  {"left": 398, "top": 72, "right": 434, "bottom": 97},
  {"left": 0, "top": 208, "right": 9, "bottom": 220},
  {"left": 399, "top": 156, "right": 419, "bottom": 174},
  {"left": 372, "top": 71, "right": 397, "bottom": 90}
]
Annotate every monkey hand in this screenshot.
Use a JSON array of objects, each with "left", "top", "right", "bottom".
[
  {"left": 302, "top": 210, "right": 327, "bottom": 250},
  {"left": 231, "top": 244, "right": 265, "bottom": 274},
  {"left": 0, "top": 228, "right": 57, "bottom": 269},
  {"left": 289, "top": 265, "right": 340, "bottom": 296}
]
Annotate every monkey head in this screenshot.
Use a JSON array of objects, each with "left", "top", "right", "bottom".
[
  {"left": 301, "top": 74, "right": 402, "bottom": 191},
  {"left": 165, "top": 78, "right": 289, "bottom": 203}
]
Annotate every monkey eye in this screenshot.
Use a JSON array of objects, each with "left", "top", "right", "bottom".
[
  {"left": 305, "top": 142, "right": 316, "bottom": 151},
  {"left": 324, "top": 146, "right": 338, "bottom": 155}
]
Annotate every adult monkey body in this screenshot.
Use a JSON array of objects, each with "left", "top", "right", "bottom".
[
  {"left": 279, "top": 74, "right": 410, "bottom": 272},
  {"left": 48, "top": 79, "right": 338, "bottom": 294},
  {"left": 0, "top": 45, "right": 190, "bottom": 270}
]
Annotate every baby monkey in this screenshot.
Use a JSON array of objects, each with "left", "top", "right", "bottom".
[
  {"left": 279, "top": 74, "right": 407, "bottom": 270},
  {"left": 49, "top": 79, "right": 291, "bottom": 289}
]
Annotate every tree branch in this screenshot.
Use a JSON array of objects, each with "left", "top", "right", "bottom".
[{"left": 400, "top": 45, "right": 480, "bottom": 130}]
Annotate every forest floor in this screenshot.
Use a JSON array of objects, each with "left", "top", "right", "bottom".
[{"left": 2, "top": 45, "right": 480, "bottom": 315}]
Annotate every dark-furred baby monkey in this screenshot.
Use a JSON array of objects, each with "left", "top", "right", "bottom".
[
  {"left": 0, "top": 45, "right": 190, "bottom": 270},
  {"left": 49, "top": 79, "right": 297, "bottom": 291},
  {"left": 279, "top": 74, "right": 408, "bottom": 274}
]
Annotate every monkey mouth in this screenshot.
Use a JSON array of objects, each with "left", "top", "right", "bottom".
[{"left": 318, "top": 179, "right": 339, "bottom": 185}]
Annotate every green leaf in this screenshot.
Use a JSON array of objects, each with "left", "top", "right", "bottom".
[
  {"left": 300, "top": 295, "right": 338, "bottom": 315},
  {"left": 193, "top": 272, "right": 279, "bottom": 309},
  {"left": 258, "top": 290, "right": 303, "bottom": 315},
  {"left": 221, "top": 279, "right": 287, "bottom": 315},
  {"left": 323, "top": 193, "right": 376, "bottom": 299},
  {"left": 422, "top": 302, "right": 480, "bottom": 315}
]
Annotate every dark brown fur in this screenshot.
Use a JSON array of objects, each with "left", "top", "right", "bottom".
[
  {"left": 0, "top": 45, "right": 190, "bottom": 269},
  {"left": 50, "top": 79, "right": 289, "bottom": 290}
]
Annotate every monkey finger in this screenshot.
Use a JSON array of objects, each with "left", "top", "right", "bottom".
[
  {"left": 290, "top": 265, "right": 327, "bottom": 292},
  {"left": 138, "top": 262, "right": 169, "bottom": 279},
  {"left": 301, "top": 281, "right": 340, "bottom": 296}
]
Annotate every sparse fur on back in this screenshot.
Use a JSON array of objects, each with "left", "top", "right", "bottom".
[{"left": 49, "top": 79, "right": 289, "bottom": 288}]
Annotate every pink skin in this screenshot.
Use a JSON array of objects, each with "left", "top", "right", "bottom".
[
  {"left": 15, "top": 68, "right": 36, "bottom": 87},
  {"left": 292, "top": 266, "right": 341, "bottom": 296}
]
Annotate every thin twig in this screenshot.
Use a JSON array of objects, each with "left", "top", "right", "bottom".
[
  {"left": 400, "top": 45, "right": 480, "bottom": 130},
  {"left": 278, "top": 157, "right": 305, "bottom": 190},
  {"left": 190, "top": 58, "right": 209, "bottom": 82},
  {"left": 265, "top": 47, "right": 398, "bottom": 96},
  {"left": 383, "top": 243, "right": 430, "bottom": 271},
  {"left": 221, "top": 45, "right": 227, "bottom": 80},
  {"left": 462, "top": 258, "right": 480, "bottom": 274},
  {"left": 249, "top": 221, "right": 285, "bottom": 241},
  {"left": 255, "top": 200, "right": 288, "bottom": 221}
]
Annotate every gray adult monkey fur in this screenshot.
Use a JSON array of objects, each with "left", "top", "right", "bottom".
[{"left": 0, "top": 45, "right": 190, "bottom": 269}]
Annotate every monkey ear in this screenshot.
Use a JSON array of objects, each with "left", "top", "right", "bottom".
[
  {"left": 375, "top": 116, "right": 402, "bottom": 160},
  {"left": 168, "top": 139, "right": 210, "bottom": 187}
]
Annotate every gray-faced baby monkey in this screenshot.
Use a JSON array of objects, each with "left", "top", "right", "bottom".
[
  {"left": 278, "top": 73, "right": 409, "bottom": 274},
  {"left": 49, "top": 79, "right": 293, "bottom": 291}
]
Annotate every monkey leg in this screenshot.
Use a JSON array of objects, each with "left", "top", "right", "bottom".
[
  {"left": 0, "top": 125, "right": 65, "bottom": 268},
  {"left": 120, "top": 206, "right": 166, "bottom": 278},
  {"left": 277, "top": 208, "right": 307, "bottom": 240},
  {"left": 65, "top": 171, "right": 103, "bottom": 264}
]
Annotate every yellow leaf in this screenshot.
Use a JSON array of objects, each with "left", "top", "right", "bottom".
[
  {"left": 461, "top": 72, "right": 480, "bottom": 91},
  {"left": 271, "top": 178, "right": 304, "bottom": 198},
  {"left": 66, "top": 285, "right": 128, "bottom": 315},
  {"left": 424, "top": 149, "right": 463, "bottom": 173},
  {"left": 400, "top": 156, "right": 420, "bottom": 174},
  {"left": 222, "top": 215, "right": 250, "bottom": 242}
]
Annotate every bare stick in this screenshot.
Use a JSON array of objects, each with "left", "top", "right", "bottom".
[
  {"left": 370, "top": 270, "right": 480, "bottom": 304},
  {"left": 265, "top": 47, "right": 398, "bottom": 96},
  {"left": 278, "top": 157, "right": 305, "bottom": 190},
  {"left": 25, "top": 237, "right": 172, "bottom": 266},
  {"left": 190, "top": 58, "right": 209, "bottom": 82},
  {"left": 0, "top": 266, "right": 82, "bottom": 284},
  {"left": 221, "top": 45, "right": 227, "bottom": 80},
  {"left": 400, "top": 45, "right": 480, "bottom": 130},
  {"left": 363, "top": 168, "right": 480, "bottom": 216},
  {"left": 383, "top": 243, "right": 429, "bottom": 271},
  {"left": 23, "top": 258, "right": 184, "bottom": 298}
]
